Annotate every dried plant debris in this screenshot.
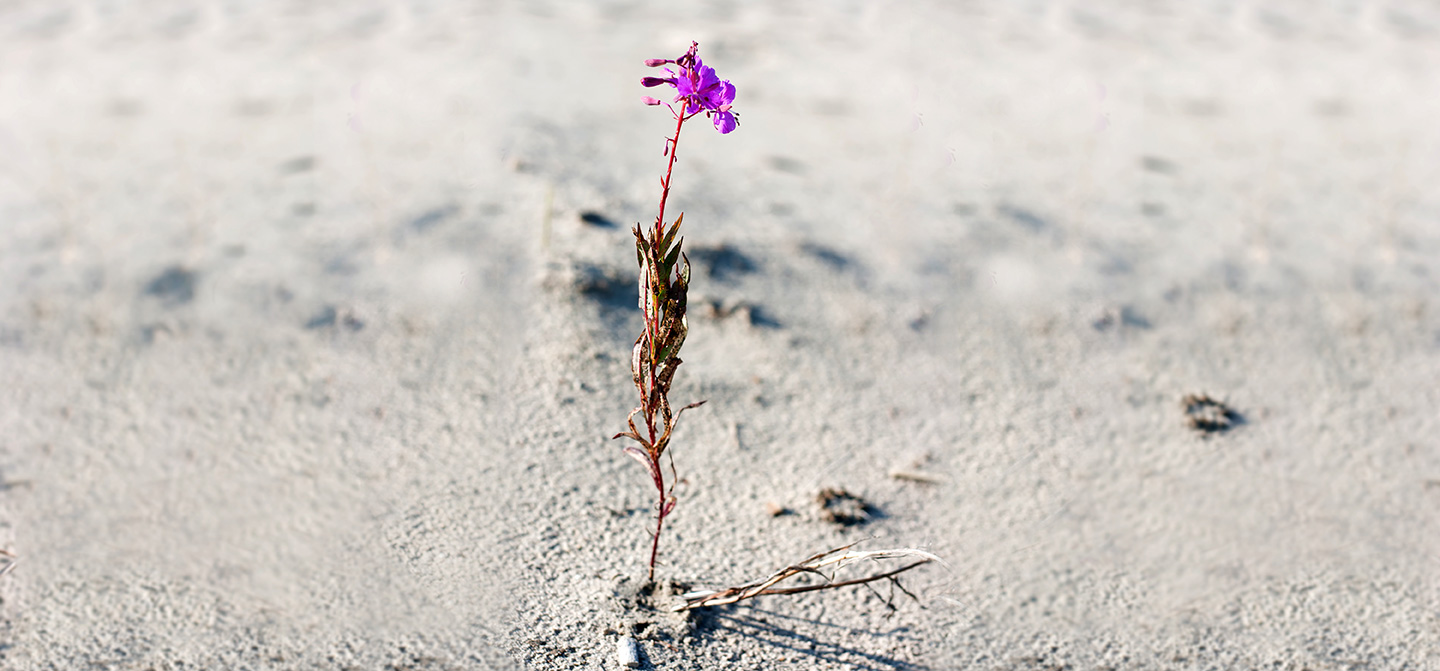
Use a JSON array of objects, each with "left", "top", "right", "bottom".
[
  {"left": 889, "top": 468, "right": 945, "bottom": 484},
  {"left": 889, "top": 452, "right": 945, "bottom": 484},
  {"left": 816, "top": 487, "right": 876, "bottom": 526},
  {"left": 1182, "top": 393, "right": 1243, "bottom": 434},
  {"left": 674, "top": 543, "right": 938, "bottom": 612}
]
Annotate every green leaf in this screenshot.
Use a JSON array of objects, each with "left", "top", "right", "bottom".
[
  {"left": 662, "top": 239, "right": 684, "bottom": 280},
  {"left": 661, "top": 213, "right": 684, "bottom": 254},
  {"left": 633, "top": 229, "right": 648, "bottom": 268}
]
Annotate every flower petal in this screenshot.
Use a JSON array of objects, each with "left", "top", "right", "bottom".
[
  {"left": 694, "top": 63, "right": 720, "bottom": 92},
  {"left": 711, "top": 110, "right": 737, "bottom": 134},
  {"left": 698, "top": 80, "right": 734, "bottom": 111},
  {"left": 713, "top": 80, "right": 735, "bottom": 107}
]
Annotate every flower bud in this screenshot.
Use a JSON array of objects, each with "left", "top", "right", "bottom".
[
  {"left": 641, "top": 76, "right": 672, "bottom": 88},
  {"left": 644, "top": 58, "right": 670, "bottom": 67},
  {"left": 641, "top": 96, "right": 662, "bottom": 106}
]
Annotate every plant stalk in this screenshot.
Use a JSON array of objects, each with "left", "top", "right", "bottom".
[
  {"left": 641, "top": 108, "right": 692, "bottom": 582},
  {"left": 648, "top": 498, "right": 665, "bottom": 582},
  {"left": 645, "top": 109, "right": 690, "bottom": 447}
]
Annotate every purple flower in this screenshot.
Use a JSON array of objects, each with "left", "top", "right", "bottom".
[
  {"left": 673, "top": 57, "right": 722, "bottom": 114},
  {"left": 705, "top": 80, "right": 737, "bottom": 134},
  {"left": 641, "top": 43, "right": 739, "bottom": 134}
]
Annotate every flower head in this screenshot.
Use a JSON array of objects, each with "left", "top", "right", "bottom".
[
  {"left": 704, "top": 80, "right": 737, "bottom": 133},
  {"left": 641, "top": 42, "right": 739, "bottom": 134}
]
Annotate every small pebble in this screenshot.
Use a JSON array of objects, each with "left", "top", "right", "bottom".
[{"left": 618, "top": 636, "right": 641, "bottom": 668}]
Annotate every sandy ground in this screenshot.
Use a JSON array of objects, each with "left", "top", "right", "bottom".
[{"left": 2, "top": 1, "right": 1440, "bottom": 669}]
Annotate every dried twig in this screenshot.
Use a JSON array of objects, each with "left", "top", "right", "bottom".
[
  {"left": 673, "top": 543, "right": 939, "bottom": 611},
  {"left": 888, "top": 469, "right": 946, "bottom": 484}
]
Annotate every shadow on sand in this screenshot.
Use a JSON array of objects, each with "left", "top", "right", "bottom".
[{"left": 690, "top": 606, "right": 931, "bottom": 671}]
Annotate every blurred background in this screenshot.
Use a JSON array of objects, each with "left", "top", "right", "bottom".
[{"left": 1, "top": 2, "right": 1438, "bottom": 669}]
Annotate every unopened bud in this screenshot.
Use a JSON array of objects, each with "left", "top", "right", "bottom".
[
  {"left": 644, "top": 59, "right": 670, "bottom": 67},
  {"left": 641, "top": 76, "right": 672, "bottom": 88},
  {"left": 641, "top": 96, "right": 662, "bottom": 106}
]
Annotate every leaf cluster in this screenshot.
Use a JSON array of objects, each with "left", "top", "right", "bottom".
[{"left": 614, "top": 215, "right": 705, "bottom": 514}]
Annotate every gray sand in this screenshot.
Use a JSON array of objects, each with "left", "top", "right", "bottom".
[{"left": 1, "top": 2, "right": 1438, "bottom": 669}]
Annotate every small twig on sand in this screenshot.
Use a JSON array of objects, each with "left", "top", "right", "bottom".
[
  {"left": 0, "top": 549, "right": 16, "bottom": 577},
  {"left": 673, "top": 543, "right": 939, "bottom": 612},
  {"left": 887, "top": 468, "right": 946, "bottom": 484}
]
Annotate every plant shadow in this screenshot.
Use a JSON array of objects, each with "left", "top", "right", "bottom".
[{"left": 689, "top": 605, "right": 931, "bottom": 671}]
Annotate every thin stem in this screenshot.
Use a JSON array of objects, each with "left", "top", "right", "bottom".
[
  {"left": 748, "top": 561, "right": 930, "bottom": 596},
  {"left": 638, "top": 98, "right": 699, "bottom": 581},
  {"left": 643, "top": 109, "right": 692, "bottom": 450},
  {"left": 648, "top": 498, "right": 665, "bottom": 582},
  {"left": 655, "top": 109, "right": 688, "bottom": 238},
  {"left": 647, "top": 455, "right": 666, "bottom": 581}
]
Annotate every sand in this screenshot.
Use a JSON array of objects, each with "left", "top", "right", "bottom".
[{"left": 1, "top": 1, "right": 1438, "bottom": 669}]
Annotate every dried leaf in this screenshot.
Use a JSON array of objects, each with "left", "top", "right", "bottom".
[
  {"left": 623, "top": 406, "right": 648, "bottom": 447},
  {"left": 679, "top": 399, "right": 707, "bottom": 413},
  {"left": 631, "top": 339, "right": 646, "bottom": 389},
  {"left": 646, "top": 254, "right": 666, "bottom": 307},
  {"left": 656, "top": 357, "right": 682, "bottom": 392},
  {"left": 637, "top": 263, "right": 649, "bottom": 310},
  {"left": 657, "top": 316, "right": 687, "bottom": 361},
  {"left": 623, "top": 446, "right": 661, "bottom": 484}
]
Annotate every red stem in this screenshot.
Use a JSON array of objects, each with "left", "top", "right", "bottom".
[
  {"left": 647, "top": 456, "right": 667, "bottom": 581},
  {"left": 643, "top": 108, "right": 691, "bottom": 581},
  {"left": 655, "top": 109, "right": 688, "bottom": 240},
  {"left": 648, "top": 498, "right": 665, "bottom": 582},
  {"left": 644, "top": 109, "right": 690, "bottom": 447}
]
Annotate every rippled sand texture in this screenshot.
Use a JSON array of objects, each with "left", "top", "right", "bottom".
[{"left": 1, "top": 2, "right": 1438, "bottom": 669}]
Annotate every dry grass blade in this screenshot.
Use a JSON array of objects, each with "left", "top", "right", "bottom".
[
  {"left": 888, "top": 468, "right": 946, "bottom": 484},
  {"left": 673, "top": 544, "right": 940, "bottom": 611}
]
